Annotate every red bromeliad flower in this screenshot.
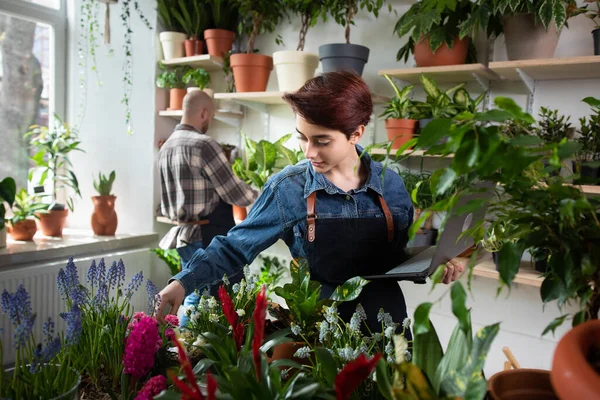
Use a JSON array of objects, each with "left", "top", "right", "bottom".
[
  {"left": 167, "top": 332, "right": 218, "bottom": 400},
  {"left": 334, "top": 353, "right": 382, "bottom": 400},
  {"left": 252, "top": 285, "right": 268, "bottom": 381},
  {"left": 218, "top": 286, "right": 244, "bottom": 349}
]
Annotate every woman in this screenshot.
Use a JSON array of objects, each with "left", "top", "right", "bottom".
[{"left": 156, "top": 71, "right": 463, "bottom": 333}]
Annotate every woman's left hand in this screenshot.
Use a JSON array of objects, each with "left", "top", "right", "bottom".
[{"left": 442, "top": 258, "right": 465, "bottom": 284}]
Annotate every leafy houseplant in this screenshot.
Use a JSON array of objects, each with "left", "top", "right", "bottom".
[
  {"left": 7, "top": 189, "right": 46, "bottom": 241},
  {"left": 415, "top": 74, "right": 466, "bottom": 123},
  {"left": 319, "top": 0, "right": 391, "bottom": 75},
  {"left": 91, "top": 171, "right": 118, "bottom": 236},
  {"left": 380, "top": 74, "right": 421, "bottom": 150},
  {"left": 183, "top": 67, "right": 212, "bottom": 90},
  {"left": 204, "top": 0, "right": 239, "bottom": 57},
  {"left": 394, "top": 0, "right": 476, "bottom": 66},
  {"left": 156, "top": 64, "right": 191, "bottom": 110},
  {"left": 283, "top": 0, "right": 327, "bottom": 51},
  {"left": 171, "top": 0, "right": 210, "bottom": 57},
  {"left": 0, "top": 177, "right": 16, "bottom": 235},
  {"left": 580, "top": 0, "right": 600, "bottom": 54},
  {"left": 157, "top": 0, "right": 188, "bottom": 61},
  {"left": 150, "top": 247, "right": 182, "bottom": 276},
  {"left": 574, "top": 97, "right": 600, "bottom": 184}
]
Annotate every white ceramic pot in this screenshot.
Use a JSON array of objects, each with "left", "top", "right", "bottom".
[
  {"left": 0, "top": 227, "right": 6, "bottom": 249},
  {"left": 273, "top": 51, "right": 319, "bottom": 92},
  {"left": 160, "top": 31, "right": 187, "bottom": 60}
]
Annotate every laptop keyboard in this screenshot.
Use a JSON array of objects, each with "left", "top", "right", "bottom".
[{"left": 386, "top": 246, "right": 437, "bottom": 274}]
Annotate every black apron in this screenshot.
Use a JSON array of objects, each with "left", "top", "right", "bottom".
[
  {"left": 303, "top": 190, "right": 411, "bottom": 337},
  {"left": 199, "top": 200, "right": 236, "bottom": 246}
]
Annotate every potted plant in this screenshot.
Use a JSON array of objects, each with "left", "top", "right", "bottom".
[
  {"left": 379, "top": 74, "right": 421, "bottom": 150},
  {"left": 461, "top": 0, "right": 581, "bottom": 60},
  {"left": 183, "top": 67, "right": 213, "bottom": 97},
  {"left": 579, "top": 0, "right": 600, "bottom": 55},
  {"left": 7, "top": 189, "right": 46, "bottom": 241},
  {"left": 156, "top": 64, "right": 190, "bottom": 110},
  {"left": 205, "top": 0, "right": 239, "bottom": 57},
  {"left": 91, "top": 170, "right": 118, "bottom": 236},
  {"left": 230, "top": 0, "right": 286, "bottom": 92},
  {"left": 319, "top": 0, "right": 390, "bottom": 76},
  {"left": 157, "top": 0, "right": 187, "bottom": 60},
  {"left": 535, "top": 106, "right": 575, "bottom": 176},
  {"left": 0, "top": 177, "right": 16, "bottom": 248},
  {"left": 273, "top": 0, "right": 326, "bottom": 92},
  {"left": 25, "top": 114, "right": 84, "bottom": 237},
  {"left": 414, "top": 74, "right": 466, "bottom": 131},
  {"left": 219, "top": 142, "right": 238, "bottom": 163},
  {"left": 394, "top": 0, "right": 476, "bottom": 67},
  {"left": 171, "top": 0, "right": 210, "bottom": 57},
  {"left": 574, "top": 97, "right": 600, "bottom": 185}
]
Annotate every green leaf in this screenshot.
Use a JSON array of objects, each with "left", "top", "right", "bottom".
[
  {"left": 542, "top": 314, "right": 568, "bottom": 336},
  {"left": 314, "top": 347, "right": 337, "bottom": 386},
  {"left": 0, "top": 177, "right": 16, "bottom": 205},
  {"left": 409, "top": 210, "right": 432, "bottom": 240},
  {"left": 432, "top": 323, "right": 470, "bottom": 393},
  {"left": 399, "top": 362, "right": 439, "bottom": 399},
  {"left": 416, "top": 118, "right": 453, "bottom": 149},
  {"left": 413, "top": 319, "right": 443, "bottom": 384},
  {"left": 553, "top": 0, "right": 567, "bottom": 30},
  {"left": 497, "top": 242, "right": 523, "bottom": 286},
  {"left": 433, "top": 168, "right": 457, "bottom": 196},
  {"left": 420, "top": 75, "right": 441, "bottom": 99},
  {"left": 540, "top": 276, "right": 563, "bottom": 303},
  {"left": 538, "top": 0, "right": 553, "bottom": 29},
  {"left": 474, "top": 109, "right": 514, "bottom": 122},
  {"left": 329, "top": 276, "right": 370, "bottom": 302},
  {"left": 453, "top": 131, "right": 479, "bottom": 174},
  {"left": 509, "top": 135, "right": 542, "bottom": 146},
  {"left": 557, "top": 140, "right": 583, "bottom": 160},
  {"left": 192, "top": 358, "right": 215, "bottom": 375},
  {"left": 375, "top": 359, "right": 394, "bottom": 400},
  {"left": 582, "top": 96, "right": 600, "bottom": 108},
  {"left": 450, "top": 282, "right": 470, "bottom": 334},
  {"left": 413, "top": 303, "right": 433, "bottom": 336}
]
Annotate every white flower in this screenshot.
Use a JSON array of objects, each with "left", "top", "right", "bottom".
[
  {"left": 338, "top": 345, "right": 356, "bottom": 362},
  {"left": 291, "top": 323, "right": 302, "bottom": 336},
  {"left": 236, "top": 309, "right": 245, "bottom": 317},
  {"left": 319, "top": 321, "right": 329, "bottom": 343},
  {"left": 198, "top": 297, "right": 206, "bottom": 311},
  {"left": 192, "top": 336, "right": 206, "bottom": 347},
  {"left": 191, "top": 312, "right": 201, "bottom": 323},
  {"left": 232, "top": 283, "right": 241, "bottom": 294},
  {"left": 208, "top": 297, "right": 217, "bottom": 310},
  {"left": 384, "top": 326, "right": 395, "bottom": 339},
  {"left": 404, "top": 350, "right": 412, "bottom": 362},
  {"left": 394, "top": 334, "right": 408, "bottom": 364},
  {"left": 355, "top": 304, "right": 367, "bottom": 321},
  {"left": 208, "top": 313, "right": 219, "bottom": 323},
  {"left": 293, "top": 346, "right": 311, "bottom": 359},
  {"left": 223, "top": 274, "right": 230, "bottom": 286},
  {"left": 349, "top": 312, "right": 362, "bottom": 334},
  {"left": 324, "top": 305, "right": 338, "bottom": 324},
  {"left": 402, "top": 317, "right": 411, "bottom": 329}
]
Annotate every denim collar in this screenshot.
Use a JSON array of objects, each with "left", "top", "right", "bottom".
[{"left": 303, "top": 145, "right": 384, "bottom": 198}]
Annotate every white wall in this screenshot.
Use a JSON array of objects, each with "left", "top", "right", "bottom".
[{"left": 65, "top": 0, "right": 597, "bottom": 376}]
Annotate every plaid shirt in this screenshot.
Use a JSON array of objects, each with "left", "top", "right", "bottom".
[{"left": 158, "top": 124, "right": 258, "bottom": 249}]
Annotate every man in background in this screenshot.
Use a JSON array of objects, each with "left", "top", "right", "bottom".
[{"left": 157, "top": 90, "right": 258, "bottom": 325}]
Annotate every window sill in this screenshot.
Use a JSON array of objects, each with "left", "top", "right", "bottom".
[{"left": 0, "top": 229, "right": 158, "bottom": 269}]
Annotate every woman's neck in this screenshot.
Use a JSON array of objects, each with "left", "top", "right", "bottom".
[{"left": 324, "top": 147, "right": 367, "bottom": 192}]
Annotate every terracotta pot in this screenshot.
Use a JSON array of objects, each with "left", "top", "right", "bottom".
[
  {"left": 230, "top": 53, "right": 273, "bottom": 92},
  {"left": 184, "top": 38, "right": 204, "bottom": 57},
  {"left": 414, "top": 35, "right": 469, "bottom": 67},
  {"left": 488, "top": 369, "right": 557, "bottom": 400},
  {"left": 551, "top": 319, "right": 600, "bottom": 400},
  {"left": 168, "top": 88, "right": 187, "bottom": 110},
  {"left": 204, "top": 29, "right": 235, "bottom": 58},
  {"left": 7, "top": 219, "right": 37, "bottom": 241},
  {"left": 232, "top": 205, "right": 247, "bottom": 222},
  {"left": 502, "top": 14, "right": 560, "bottom": 60},
  {"left": 91, "top": 195, "right": 118, "bottom": 236},
  {"left": 385, "top": 118, "right": 418, "bottom": 150},
  {"left": 36, "top": 209, "right": 68, "bottom": 237}
]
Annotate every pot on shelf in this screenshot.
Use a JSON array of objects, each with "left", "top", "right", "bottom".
[
  {"left": 160, "top": 31, "right": 186, "bottom": 60},
  {"left": 385, "top": 118, "right": 418, "bottom": 150},
  {"left": 414, "top": 35, "right": 469, "bottom": 67},
  {"left": 91, "top": 195, "right": 118, "bottom": 236},
  {"left": 36, "top": 209, "right": 68, "bottom": 237},
  {"left": 318, "top": 43, "right": 370, "bottom": 76},
  {"left": 7, "top": 219, "right": 37, "bottom": 241},
  {"left": 230, "top": 53, "right": 273, "bottom": 92},
  {"left": 502, "top": 14, "right": 560, "bottom": 60},
  {"left": 204, "top": 29, "right": 235, "bottom": 58}
]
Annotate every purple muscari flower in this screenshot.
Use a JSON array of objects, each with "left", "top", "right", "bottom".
[
  {"left": 96, "top": 258, "right": 107, "bottom": 289},
  {"left": 87, "top": 259, "right": 97, "bottom": 288},
  {"left": 60, "top": 304, "right": 82, "bottom": 346},
  {"left": 42, "top": 317, "right": 55, "bottom": 345},
  {"left": 146, "top": 279, "right": 159, "bottom": 315},
  {"left": 125, "top": 272, "right": 144, "bottom": 300},
  {"left": 94, "top": 284, "right": 109, "bottom": 311},
  {"left": 65, "top": 257, "right": 80, "bottom": 290},
  {"left": 107, "top": 261, "right": 120, "bottom": 290},
  {"left": 116, "top": 259, "right": 126, "bottom": 289},
  {"left": 57, "top": 269, "right": 69, "bottom": 302},
  {"left": 30, "top": 337, "right": 62, "bottom": 373},
  {"left": 1, "top": 286, "right": 35, "bottom": 349},
  {"left": 14, "top": 313, "right": 36, "bottom": 349}
]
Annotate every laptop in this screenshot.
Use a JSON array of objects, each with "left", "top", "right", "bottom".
[{"left": 363, "top": 182, "right": 494, "bottom": 283}]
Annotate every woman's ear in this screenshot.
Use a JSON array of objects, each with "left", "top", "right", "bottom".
[{"left": 350, "top": 125, "right": 366, "bottom": 144}]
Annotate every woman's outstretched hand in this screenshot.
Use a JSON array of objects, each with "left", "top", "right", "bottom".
[
  {"left": 442, "top": 258, "right": 465, "bottom": 284},
  {"left": 155, "top": 280, "right": 186, "bottom": 324}
]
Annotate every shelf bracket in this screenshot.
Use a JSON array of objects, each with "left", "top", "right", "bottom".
[
  {"left": 213, "top": 115, "right": 242, "bottom": 128},
  {"left": 516, "top": 68, "right": 536, "bottom": 114},
  {"left": 472, "top": 72, "right": 492, "bottom": 111},
  {"left": 235, "top": 99, "right": 268, "bottom": 114}
]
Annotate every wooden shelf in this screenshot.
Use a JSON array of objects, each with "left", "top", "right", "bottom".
[
  {"left": 160, "top": 55, "right": 224, "bottom": 71},
  {"left": 156, "top": 216, "right": 177, "bottom": 225},
  {"left": 490, "top": 56, "right": 600, "bottom": 81},
  {"left": 369, "top": 148, "right": 453, "bottom": 158},
  {"left": 577, "top": 185, "right": 600, "bottom": 195},
  {"left": 213, "top": 91, "right": 390, "bottom": 106},
  {"left": 158, "top": 109, "right": 243, "bottom": 127},
  {"left": 378, "top": 63, "right": 500, "bottom": 85},
  {"left": 472, "top": 259, "right": 544, "bottom": 288}
]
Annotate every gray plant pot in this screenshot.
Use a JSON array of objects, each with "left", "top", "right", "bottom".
[
  {"left": 594, "top": 28, "right": 600, "bottom": 56},
  {"left": 418, "top": 118, "right": 433, "bottom": 132},
  {"left": 318, "top": 43, "right": 370, "bottom": 76}
]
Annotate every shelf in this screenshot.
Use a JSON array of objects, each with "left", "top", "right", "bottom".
[
  {"left": 576, "top": 185, "right": 600, "bottom": 195},
  {"left": 489, "top": 56, "right": 600, "bottom": 82},
  {"left": 213, "top": 91, "right": 390, "bottom": 107},
  {"left": 370, "top": 148, "right": 453, "bottom": 158},
  {"left": 160, "top": 55, "right": 224, "bottom": 71},
  {"left": 378, "top": 63, "right": 500, "bottom": 85},
  {"left": 472, "top": 259, "right": 544, "bottom": 288},
  {"left": 158, "top": 109, "right": 243, "bottom": 127}
]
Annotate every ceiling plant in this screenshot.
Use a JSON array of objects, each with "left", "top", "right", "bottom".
[{"left": 394, "top": 0, "right": 477, "bottom": 67}]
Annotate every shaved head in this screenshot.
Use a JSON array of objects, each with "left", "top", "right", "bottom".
[{"left": 181, "top": 90, "right": 215, "bottom": 133}]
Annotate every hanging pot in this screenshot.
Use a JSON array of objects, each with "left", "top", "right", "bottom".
[
  {"left": 414, "top": 35, "right": 469, "bottom": 67},
  {"left": 273, "top": 51, "right": 319, "bottom": 92},
  {"left": 204, "top": 29, "right": 235, "bottom": 58},
  {"left": 230, "top": 53, "right": 273, "bottom": 92},
  {"left": 7, "top": 219, "right": 37, "bottom": 241},
  {"left": 502, "top": 14, "right": 560, "bottom": 60},
  {"left": 91, "top": 195, "right": 118, "bottom": 236},
  {"left": 318, "top": 43, "right": 370, "bottom": 76},
  {"left": 36, "top": 209, "right": 68, "bottom": 237}
]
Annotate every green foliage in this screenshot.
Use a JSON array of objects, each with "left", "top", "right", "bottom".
[
  {"left": 379, "top": 74, "right": 421, "bottom": 120},
  {"left": 282, "top": 0, "right": 328, "bottom": 50},
  {"left": 93, "top": 170, "right": 116, "bottom": 196},
  {"left": 183, "top": 67, "right": 211, "bottom": 89},
  {"left": 235, "top": 0, "right": 287, "bottom": 53},
  {"left": 25, "top": 114, "right": 84, "bottom": 212},
  {"left": 579, "top": 0, "right": 600, "bottom": 28},
  {"left": 536, "top": 107, "right": 574, "bottom": 145},
  {"left": 171, "top": 0, "right": 210, "bottom": 39},
  {"left": 376, "top": 282, "right": 500, "bottom": 400},
  {"left": 404, "top": 95, "right": 600, "bottom": 333},
  {"left": 326, "top": 0, "right": 391, "bottom": 44},
  {"left": 10, "top": 189, "right": 47, "bottom": 225},
  {"left": 0, "top": 177, "right": 16, "bottom": 231},
  {"left": 207, "top": 0, "right": 240, "bottom": 31},
  {"left": 150, "top": 248, "right": 181, "bottom": 276},
  {"left": 232, "top": 133, "right": 304, "bottom": 189},
  {"left": 576, "top": 97, "right": 600, "bottom": 162},
  {"left": 394, "top": 0, "right": 476, "bottom": 63},
  {"left": 157, "top": 0, "right": 185, "bottom": 32},
  {"left": 460, "top": 0, "right": 582, "bottom": 40},
  {"left": 415, "top": 75, "right": 466, "bottom": 119},
  {"left": 156, "top": 64, "right": 190, "bottom": 90},
  {"left": 256, "top": 255, "right": 287, "bottom": 289}
]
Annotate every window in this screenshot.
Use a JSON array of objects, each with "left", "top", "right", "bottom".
[{"left": 0, "top": 0, "right": 65, "bottom": 191}]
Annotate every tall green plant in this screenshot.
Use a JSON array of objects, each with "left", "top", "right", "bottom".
[
  {"left": 157, "top": 0, "right": 185, "bottom": 32},
  {"left": 577, "top": 97, "right": 600, "bottom": 162},
  {"left": 379, "top": 74, "right": 421, "bottom": 120},
  {"left": 235, "top": 0, "right": 286, "bottom": 53},
  {"left": 207, "top": 0, "right": 240, "bottom": 31},
  {"left": 282, "top": 0, "right": 328, "bottom": 51},
  {"left": 416, "top": 74, "right": 465, "bottom": 119},
  {"left": 171, "top": 0, "right": 210, "bottom": 39},
  {"left": 0, "top": 177, "right": 16, "bottom": 231},
  {"left": 25, "top": 114, "right": 84, "bottom": 212},
  {"left": 326, "top": 0, "right": 391, "bottom": 44}
]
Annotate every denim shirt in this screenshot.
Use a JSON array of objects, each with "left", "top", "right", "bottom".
[{"left": 171, "top": 146, "right": 414, "bottom": 296}]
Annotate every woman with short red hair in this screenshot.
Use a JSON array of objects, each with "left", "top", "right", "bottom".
[{"left": 157, "top": 71, "right": 463, "bottom": 333}]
